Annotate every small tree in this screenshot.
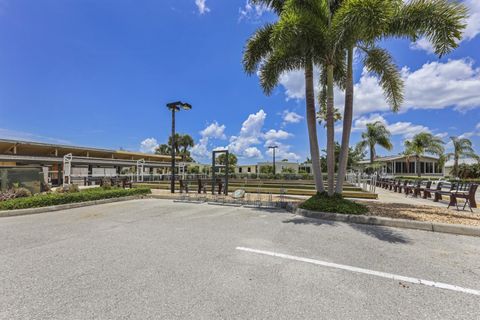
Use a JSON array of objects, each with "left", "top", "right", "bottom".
[
  {"left": 446, "top": 137, "right": 478, "bottom": 178},
  {"left": 357, "top": 122, "right": 393, "bottom": 164},
  {"left": 260, "top": 165, "right": 274, "bottom": 174},
  {"left": 216, "top": 153, "right": 238, "bottom": 174},
  {"left": 404, "top": 133, "right": 445, "bottom": 177}
]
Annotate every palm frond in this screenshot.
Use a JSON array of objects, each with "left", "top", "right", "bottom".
[
  {"left": 361, "top": 45, "right": 404, "bottom": 111},
  {"left": 389, "top": 0, "right": 468, "bottom": 57},
  {"left": 243, "top": 23, "right": 275, "bottom": 75}
]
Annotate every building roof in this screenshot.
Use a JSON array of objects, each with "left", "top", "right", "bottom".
[
  {"left": 357, "top": 154, "right": 440, "bottom": 165},
  {"left": 0, "top": 138, "right": 174, "bottom": 163}
]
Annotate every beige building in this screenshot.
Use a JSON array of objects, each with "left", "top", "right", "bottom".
[{"left": 356, "top": 155, "right": 444, "bottom": 176}]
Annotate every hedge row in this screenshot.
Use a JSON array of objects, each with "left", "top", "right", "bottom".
[{"left": 0, "top": 187, "right": 151, "bottom": 211}]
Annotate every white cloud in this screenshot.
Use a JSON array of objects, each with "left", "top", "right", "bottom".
[
  {"left": 263, "top": 130, "right": 299, "bottom": 161},
  {"left": 282, "top": 110, "right": 304, "bottom": 125},
  {"left": 191, "top": 121, "right": 227, "bottom": 158},
  {"left": 243, "top": 147, "right": 262, "bottom": 158},
  {"left": 200, "top": 121, "right": 226, "bottom": 139},
  {"left": 435, "top": 132, "right": 449, "bottom": 139},
  {"left": 191, "top": 110, "right": 299, "bottom": 162},
  {"left": 238, "top": 0, "right": 270, "bottom": 22},
  {"left": 228, "top": 110, "right": 266, "bottom": 158},
  {"left": 410, "top": 37, "right": 435, "bottom": 54},
  {"left": 195, "top": 0, "right": 210, "bottom": 14},
  {"left": 278, "top": 68, "right": 321, "bottom": 100},
  {"left": 411, "top": 0, "right": 480, "bottom": 53},
  {"left": 0, "top": 128, "right": 71, "bottom": 145},
  {"left": 458, "top": 123, "right": 480, "bottom": 139},
  {"left": 352, "top": 114, "right": 432, "bottom": 139},
  {"left": 264, "top": 129, "right": 292, "bottom": 143},
  {"left": 140, "top": 138, "right": 158, "bottom": 153},
  {"left": 333, "top": 59, "right": 480, "bottom": 116}
]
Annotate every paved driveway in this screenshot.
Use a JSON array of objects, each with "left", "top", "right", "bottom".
[{"left": 1, "top": 199, "right": 479, "bottom": 319}]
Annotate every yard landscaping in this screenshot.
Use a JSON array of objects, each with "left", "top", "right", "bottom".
[
  {"left": 360, "top": 201, "right": 480, "bottom": 226},
  {"left": 0, "top": 187, "right": 151, "bottom": 211}
]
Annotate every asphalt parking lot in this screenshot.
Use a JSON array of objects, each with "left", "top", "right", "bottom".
[{"left": 1, "top": 199, "right": 479, "bottom": 319}]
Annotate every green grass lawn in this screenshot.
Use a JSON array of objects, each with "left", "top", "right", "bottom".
[{"left": 0, "top": 187, "right": 151, "bottom": 211}]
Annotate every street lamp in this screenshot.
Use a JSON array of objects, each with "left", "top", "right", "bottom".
[
  {"left": 166, "top": 101, "right": 192, "bottom": 193},
  {"left": 268, "top": 145, "right": 278, "bottom": 175}
]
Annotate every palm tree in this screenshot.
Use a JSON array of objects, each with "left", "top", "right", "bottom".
[
  {"left": 404, "top": 133, "right": 445, "bottom": 177},
  {"left": 357, "top": 121, "right": 393, "bottom": 164},
  {"left": 334, "top": 0, "right": 467, "bottom": 194},
  {"left": 243, "top": 0, "right": 332, "bottom": 193},
  {"left": 168, "top": 133, "right": 181, "bottom": 154},
  {"left": 155, "top": 144, "right": 171, "bottom": 155},
  {"left": 177, "top": 134, "right": 194, "bottom": 162},
  {"left": 446, "top": 137, "right": 478, "bottom": 178}
]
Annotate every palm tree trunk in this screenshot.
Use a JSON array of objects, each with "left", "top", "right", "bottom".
[
  {"left": 416, "top": 156, "right": 421, "bottom": 177},
  {"left": 453, "top": 156, "right": 459, "bottom": 177},
  {"left": 305, "top": 58, "right": 325, "bottom": 193},
  {"left": 326, "top": 64, "right": 335, "bottom": 196},
  {"left": 370, "top": 146, "right": 375, "bottom": 164},
  {"left": 335, "top": 47, "right": 353, "bottom": 195}
]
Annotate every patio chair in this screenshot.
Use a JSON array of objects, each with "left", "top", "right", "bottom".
[
  {"left": 423, "top": 181, "right": 442, "bottom": 199},
  {"left": 404, "top": 180, "right": 417, "bottom": 196},
  {"left": 413, "top": 181, "right": 431, "bottom": 198},
  {"left": 433, "top": 182, "right": 458, "bottom": 203},
  {"left": 448, "top": 184, "right": 478, "bottom": 211}
]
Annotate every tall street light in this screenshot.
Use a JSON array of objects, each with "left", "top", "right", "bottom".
[
  {"left": 166, "top": 101, "right": 192, "bottom": 193},
  {"left": 268, "top": 145, "right": 278, "bottom": 175}
]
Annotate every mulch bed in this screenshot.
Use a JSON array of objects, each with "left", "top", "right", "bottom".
[{"left": 359, "top": 201, "right": 480, "bottom": 226}]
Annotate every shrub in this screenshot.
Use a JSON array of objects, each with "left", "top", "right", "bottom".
[
  {"left": 0, "top": 190, "right": 17, "bottom": 202},
  {"left": 56, "top": 184, "right": 80, "bottom": 194},
  {"left": 101, "top": 177, "right": 112, "bottom": 190},
  {"left": 299, "top": 192, "right": 368, "bottom": 215},
  {"left": 0, "top": 187, "right": 151, "bottom": 211},
  {"left": 14, "top": 188, "right": 32, "bottom": 198}
]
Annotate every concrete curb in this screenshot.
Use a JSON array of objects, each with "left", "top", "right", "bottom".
[
  {"left": 296, "top": 208, "right": 480, "bottom": 237},
  {"left": 0, "top": 196, "right": 145, "bottom": 218}
]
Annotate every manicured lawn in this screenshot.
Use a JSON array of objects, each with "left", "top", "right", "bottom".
[{"left": 0, "top": 187, "right": 151, "bottom": 211}]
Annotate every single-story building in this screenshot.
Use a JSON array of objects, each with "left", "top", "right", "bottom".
[
  {"left": 355, "top": 155, "right": 444, "bottom": 176},
  {"left": 235, "top": 164, "right": 258, "bottom": 174},
  {"left": 0, "top": 139, "right": 176, "bottom": 186}
]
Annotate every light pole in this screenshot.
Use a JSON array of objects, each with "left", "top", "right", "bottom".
[
  {"left": 166, "top": 101, "right": 192, "bottom": 193},
  {"left": 268, "top": 145, "right": 278, "bottom": 174}
]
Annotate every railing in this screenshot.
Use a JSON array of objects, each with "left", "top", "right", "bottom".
[{"left": 346, "top": 172, "right": 376, "bottom": 193}]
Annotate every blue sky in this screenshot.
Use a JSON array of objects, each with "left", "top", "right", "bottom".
[{"left": 0, "top": 0, "right": 479, "bottom": 164}]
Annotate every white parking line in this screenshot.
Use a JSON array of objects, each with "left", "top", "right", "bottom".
[{"left": 236, "top": 247, "right": 480, "bottom": 296}]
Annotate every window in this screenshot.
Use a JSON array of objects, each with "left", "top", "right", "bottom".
[
  {"left": 239, "top": 167, "right": 242, "bottom": 173},
  {"left": 247, "top": 167, "right": 251, "bottom": 173}
]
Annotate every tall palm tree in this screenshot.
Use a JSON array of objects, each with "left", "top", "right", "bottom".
[
  {"left": 404, "top": 133, "right": 445, "bottom": 177},
  {"left": 243, "top": 0, "right": 333, "bottom": 193},
  {"left": 446, "top": 136, "right": 478, "bottom": 178},
  {"left": 357, "top": 121, "right": 393, "bottom": 164},
  {"left": 334, "top": 0, "right": 467, "bottom": 194}
]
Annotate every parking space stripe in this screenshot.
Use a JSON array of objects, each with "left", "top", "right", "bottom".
[{"left": 236, "top": 247, "right": 480, "bottom": 296}]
